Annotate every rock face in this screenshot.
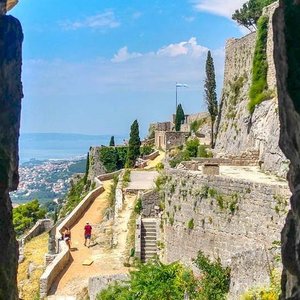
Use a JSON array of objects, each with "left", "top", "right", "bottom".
[
  {"left": 273, "top": 1, "right": 300, "bottom": 298},
  {"left": 87, "top": 147, "right": 106, "bottom": 182},
  {"left": 0, "top": 7, "right": 23, "bottom": 299},
  {"left": 215, "top": 2, "right": 289, "bottom": 177}
]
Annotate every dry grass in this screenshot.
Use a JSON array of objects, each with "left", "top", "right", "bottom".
[
  {"left": 18, "top": 232, "right": 48, "bottom": 300},
  {"left": 144, "top": 151, "right": 165, "bottom": 170}
]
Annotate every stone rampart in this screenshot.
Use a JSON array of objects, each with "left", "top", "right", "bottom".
[
  {"left": 141, "top": 190, "right": 160, "bottom": 217},
  {"left": 144, "top": 150, "right": 160, "bottom": 161},
  {"left": 22, "top": 219, "right": 53, "bottom": 244},
  {"left": 163, "top": 168, "right": 289, "bottom": 298},
  {"left": 40, "top": 243, "right": 70, "bottom": 298},
  {"left": 215, "top": 1, "right": 288, "bottom": 177}
]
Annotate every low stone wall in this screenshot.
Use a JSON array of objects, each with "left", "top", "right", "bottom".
[
  {"left": 22, "top": 219, "right": 53, "bottom": 244},
  {"left": 135, "top": 216, "right": 142, "bottom": 260},
  {"left": 115, "top": 170, "right": 124, "bottom": 214},
  {"left": 163, "top": 168, "right": 290, "bottom": 298},
  {"left": 144, "top": 150, "right": 160, "bottom": 160},
  {"left": 88, "top": 274, "right": 129, "bottom": 300},
  {"left": 40, "top": 243, "right": 70, "bottom": 299},
  {"left": 95, "top": 170, "right": 121, "bottom": 184}
]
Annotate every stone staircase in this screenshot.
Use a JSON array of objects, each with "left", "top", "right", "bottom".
[{"left": 141, "top": 218, "right": 157, "bottom": 262}]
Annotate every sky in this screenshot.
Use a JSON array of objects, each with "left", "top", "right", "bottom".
[{"left": 11, "top": 0, "right": 247, "bottom": 137}]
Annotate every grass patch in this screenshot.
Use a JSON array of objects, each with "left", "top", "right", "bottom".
[
  {"left": 108, "top": 175, "right": 119, "bottom": 208},
  {"left": 18, "top": 233, "right": 48, "bottom": 300},
  {"left": 122, "top": 169, "right": 131, "bottom": 188}
]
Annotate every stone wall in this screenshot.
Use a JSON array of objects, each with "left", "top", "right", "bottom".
[
  {"left": 155, "top": 131, "right": 189, "bottom": 151},
  {"left": 141, "top": 190, "right": 160, "bottom": 217},
  {"left": 162, "top": 169, "right": 290, "bottom": 298},
  {"left": 215, "top": 1, "right": 289, "bottom": 177},
  {"left": 88, "top": 147, "right": 106, "bottom": 182},
  {"left": 0, "top": 8, "right": 23, "bottom": 298},
  {"left": 88, "top": 274, "right": 129, "bottom": 300},
  {"left": 273, "top": 1, "right": 300, "bottom": 298},
  {"left": 39, "top": 243, "right": 70, "bottom": 298},
  {"left": 22, "top": 219, "right": 53, "bottom": 244}
]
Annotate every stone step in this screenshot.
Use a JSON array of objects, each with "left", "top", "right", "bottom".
[
  {"left": 141, "top": 249, "right": 157, "bottom": 254},
  {"left": 141, "top": 227, "right": 156, "bottom": 232},
  {"left": 141, "top": 232, "right": 156, "bottom": 237},
  {"left": 142, "top": 240, "right": 157, "bottom": 245}
]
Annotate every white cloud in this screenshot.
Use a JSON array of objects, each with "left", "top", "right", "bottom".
[
  {"left": 192, "top": 0, "right": 247, "bottom": 18},
  {"left": 183, "top": 16, "right": 196, "bottom": 23},
  {"left": 111, "top": 47, "right": 142, "bottom": 63},
  {"left": 157, "top": 37, "right": 208, "bottom": 58},
  {"left": 60, "top": 10, "right": 120, "bottom": 30}
]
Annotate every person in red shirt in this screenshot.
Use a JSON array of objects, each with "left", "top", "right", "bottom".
[{"left": 84, "top": 222, "right": 92, "bottom": 247}]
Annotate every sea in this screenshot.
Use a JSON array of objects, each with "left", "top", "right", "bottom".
[{"left": 19, "top": 133, "right": 126, "bottom": 164}]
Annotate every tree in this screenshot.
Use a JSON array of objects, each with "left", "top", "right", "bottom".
[
  {"left": 126, "top": 120, "right": 141, "bottom": 168},
  {"left": 232, "top": 0, "right": 276, "bottom": 31},
  {"left": 175, "top": 103, "right": 185, "bottom": 131},
  {"left": 204, "top": 50, "right": 218, "bottom": 148},
  {"left": 13, "top": 199, "right": 46, "bottom": 236},
  {"left": 84, "top": 152, "right": 89, "bottom": 184},
  {"left": 109, "top": 136, "right": 115, "bottom": 147}
]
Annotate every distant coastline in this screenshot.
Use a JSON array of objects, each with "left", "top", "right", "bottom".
[{"left": 19, "top": 132, "right": 126, "bottom": 164}]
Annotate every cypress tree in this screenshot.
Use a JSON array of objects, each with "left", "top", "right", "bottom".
[
  {"left": 84, "top": 152, "right": 89, "bottom": 184},
  {"left": 109, "top": 136, "right": 115, "bottom": 147},
  {"left": 126, "top": 120, "right": 141, "bottom": 168},
  {"left": 175, "top": 104, "right": 185, "bottom": 131},
  {"left": 204, "top": 50, "right": 218, "bottom": 148}
]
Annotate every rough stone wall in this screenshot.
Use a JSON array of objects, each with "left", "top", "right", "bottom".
[
  {"left": 273, "top": 1, "right": 300, "bottom": 298},
  {"left": 88, "top": 147, "right": 106, "bottom": 181},
  {"left": 0, "top": 7, "right": 23, "bottom": 299},
  {"left": 141, "top": 190, "right": 160, "bottom": 217},
  {"left": 215, "top": 2, "right": 289, "bottom": 177},
  {"left": 162, "top": 169, "right": 289, "bottom": 298}
]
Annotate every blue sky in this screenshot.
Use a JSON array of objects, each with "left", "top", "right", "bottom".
[{"left": 11, "top": 0, "right": 246, "bottom": 137}]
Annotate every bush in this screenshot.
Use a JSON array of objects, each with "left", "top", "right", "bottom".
[
  {"left": 122, "top": 169, "right": 131, "bottom": 188},
  {"left": 194, "top": 251, "right": 230, "bottom": 300},
  {"left": 187, "top": 218, "right": 194, "bottom": 230},
  {"left": 186, "top": 138, "right": 200, "bottom": 158},
  {"left": 156, "top": 162, "right": 164, "bottom": 171},
  {"left": 197, "top": 145, "right": 212, "bottom": 158},
  {"left": 140, "top": 145, "right": 154, "bottom": 156},
  {"left": 97, "top": 259, "right": 199, "bottom": 300},
  {"left": 134, "top": 198, "right": 142, "bottom": 214},
  {"left": 13, "top": 199, "right": 46, "bottom": 236},
  {"left": 99, "top": 147, "right": 128, "bottom": 173}
]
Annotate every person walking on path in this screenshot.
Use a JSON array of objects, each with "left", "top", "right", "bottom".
[
  {"left": 84, "top": 222, "right": 92, "bottom": 247},
  {"left": 63, "top": 227, "right": 71, "bottom": 249}
]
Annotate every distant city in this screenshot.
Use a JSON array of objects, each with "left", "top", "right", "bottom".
[{"left": 10, "top": 158, "right": 86, "bottom": 205}]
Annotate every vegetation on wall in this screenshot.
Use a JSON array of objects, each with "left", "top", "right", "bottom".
[
  {"left": 122, "top": 169, "right": 131, "bottom": 188},
  {"left": 83, "top": 152, "right": 89, "bottom": 184},
  {"left": 194, "top": 251, "right": 231, "bottom": 300},
  {"left": 284, "top": 0, "right": 300, "bottom": 114},
  {"left": 205, "top": 50, "right": 218, "bottom": 148},
  {"left": 232, "top": 0, "right": 276, "bottom": 31},
  {"left": 97, "top": 259, "right": 199, "bottom": 300},
  {"left": 169, "top": 139, "right": 212, "bottom": 168},
  {"left": 248, "top": 15, "right": 272, "bottom": 114},
  {"left": 60, "top": 177, "right": 88, "bottom": 217},
  {"left": 140, "top": 145, "right": 154, "bottom": 156},
  {"left": 13, "top": 199, "right": 46, "bottom": 236},
  {"left": 190, "top": 118, "right": 207, "bottom": 133}
]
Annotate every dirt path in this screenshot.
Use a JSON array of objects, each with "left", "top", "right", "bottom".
[{"left": 49, "top": 180, "right": 136, "bottom": 297}]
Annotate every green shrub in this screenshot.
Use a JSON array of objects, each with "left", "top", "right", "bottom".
[
  {"left": 98, "top": 259, "right": 200, "bottom": 300},
  {"left": 99, "top": 146, "right": 128, "bottom": 172},
  {"left": 190, "top": 118, "right": 207, "bottom": 133},
  {"left": 187, "top": 218, "right": 194, "bottom": 230},
  {"left": 156, "top": 162, "right": 164, "bottom": 171},
  {"left": 197, "top": 145, "right": 212, "bottom": 158},
  {"left": 185, "top": 138, "right": 200, "bottom": 157},
  {"left": 140, "top": 145, "right": 154, "bottom": 156},
  {"left": 155, "top": 175, "right": 168, "bottom": 191},
  {"left": 248, "top": 15, "right": 271, "bottom": 113},
  {"left": 122, "top": 169, "right": 131, "bottom": 188},
  {"left": 194, "top": 251, "right": 230, "bottom": 300},
  {"left": 134, "top": 198, "right": 142, "bottom": 214},
  {"left": 108, "top": 175, "right": 119, "bottom": 208},
  {"left": 13, "top": 199, "right": 46, "bottom": 236}
]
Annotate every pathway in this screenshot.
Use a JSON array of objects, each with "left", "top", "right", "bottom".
[
  {"left": 127, "top": 170, "right": 158, "bottom": 190},
  {"left": 48, "top": 180, "right": 136, "bottom": 298}
]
